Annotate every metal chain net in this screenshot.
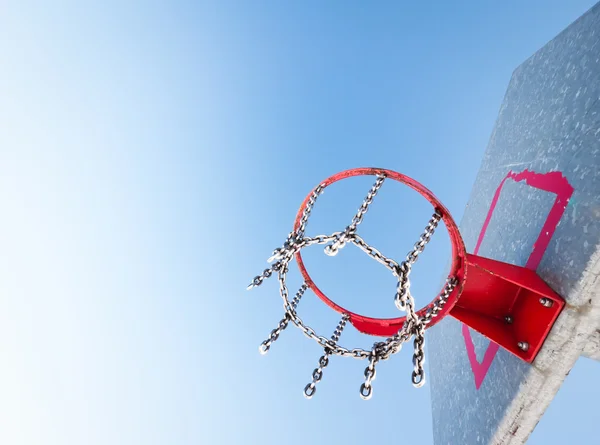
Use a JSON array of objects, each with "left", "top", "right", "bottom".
[{"left": 247, "top": 174, "right": 458, "bottom": 398}]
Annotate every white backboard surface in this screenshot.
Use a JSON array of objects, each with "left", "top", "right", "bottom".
[{"left": 428, "top": 3, "right": 600, "bottom": 444}]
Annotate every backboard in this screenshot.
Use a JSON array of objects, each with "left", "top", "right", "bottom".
[{"left": 428, "top": 3, "right": 600, "bottom": 444}]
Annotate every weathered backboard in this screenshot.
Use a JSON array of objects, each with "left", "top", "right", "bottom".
[{"left": 428, "top": 4, "right": 600, "bottom": 444}]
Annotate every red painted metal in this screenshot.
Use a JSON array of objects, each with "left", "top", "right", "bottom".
[
  {"left": 451, "top": 254, "right": 564, "bottom": 363},
  {"left": 292, "top": 168, "right": 565, "bottom": 362}
]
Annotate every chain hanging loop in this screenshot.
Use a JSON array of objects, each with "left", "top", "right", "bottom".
[
  {"left": 304, "top": 314, "right": 350, "bottom": 399},
  {"left": 360, "top": 342, "right": 386, "bottom": 400},
  {"left": 411, "top": 322, "right": 427, "bottom": 387},
  {"left": 325, "top": 175, "right": 386, "bottom": 256},
  {"left": 297, "top": 184, "right": 325, "bottom": 238},
  {"left": 394, "top": 211, "right": 442, "bottom": 310},
  {"left": 259, "top": 284, "right": 308, "bottom": 354}
]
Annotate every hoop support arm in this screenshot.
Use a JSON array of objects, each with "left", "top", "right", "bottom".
[{"left": 449, "top": 254, "right": 565, "bottom": 363}]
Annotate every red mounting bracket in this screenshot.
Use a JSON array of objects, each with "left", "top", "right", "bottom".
[{"left": 449, "top": 254, "right": 565, "bottom": 363}]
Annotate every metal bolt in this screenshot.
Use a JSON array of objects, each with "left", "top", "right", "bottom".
[
  {"left": 517, "top": 341, "right": 529, "bottom": 352},
  {"left": 539, "top": 297, "right": 553, "bottom": 308},
  {"left": 504, "top": 315, "right": 513, "bottom": 324}
]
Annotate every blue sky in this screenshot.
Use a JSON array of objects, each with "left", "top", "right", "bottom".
[{"left": 0, "top": 1, "right": 598, "bottom": 444}]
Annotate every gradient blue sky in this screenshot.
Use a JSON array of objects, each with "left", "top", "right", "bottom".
[{"left": 1, "top": 1, "right": 598, "bottom": 444}]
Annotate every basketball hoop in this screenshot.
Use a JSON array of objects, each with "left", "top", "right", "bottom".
[{"left": 247, "top": 167, "right": 564, "bottom": 400}]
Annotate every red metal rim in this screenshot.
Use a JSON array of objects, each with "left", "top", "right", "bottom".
[{"left": 292, "top": 167, "right": 467, "bottom": 337}]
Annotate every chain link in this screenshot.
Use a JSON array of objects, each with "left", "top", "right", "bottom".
[
  {"left": 246, "top": 261, "right": 282, "bottom": 290},
  {"left": 405, "top": 211, "right": 442, "bottom": 265},
  {"left": 350, "top": 233, "right": 400, "bottom": 274},
  {"left": 389, "top": 212, "right": 445, "bottom": 387},
  {"left": 394, "top": 211, "right": 442, "bottom": 310},
  {"left": 304, "top": 314, "right": 349, "bottom": 399},
  {"left": 325, "top": 175, "right": 386, "bottom": 256},
  {"left": 248, "top": 233, "right": 340, "bottom": 289},
  {"left": 277, "top": 255, "right": 370, "bottom": 359},
  {"left": 259, "top": 284, "right": 308, "bottom": 355},
  {"left": 420, "top": 277, "right": 457, "bottom": 326},
  {"left": 297, "top": 184, "right": 324, "bottom": 238},
  {"left": 267, "top": 232, "right": 298, "bottom": 263},
  {"left": 359, "top": 343, "right": 382, "bottom": 400},
  {"left": 412, "top": 323, "right": 426, "bottom": 387}
]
